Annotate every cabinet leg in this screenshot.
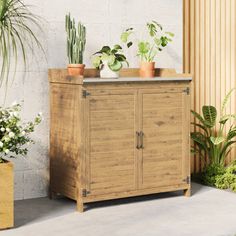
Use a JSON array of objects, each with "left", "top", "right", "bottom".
[
  {"left": 49, "top": 190, "right": 56, "bottom": 199},
  {"left": 183, "top": 187, "right": 191, "bottom": 197},
  {"left": 77, "top": 200, "right": 84, "bottom": 213}
]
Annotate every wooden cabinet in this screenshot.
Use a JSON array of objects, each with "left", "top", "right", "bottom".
[{"left": 49, "top": 69, "right": 192, "bottom": 212}]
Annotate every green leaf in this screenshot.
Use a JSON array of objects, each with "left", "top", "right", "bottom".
[
  {"left": 191, "top": 132, "right": 208, "bottom": 152},
  {"left": 227, "top": 127, "right": 236, "bottom": 140},
  {"left": 220, "top": 140, "right": 236, "bottom": 162},
  {"left": 115, "top": 53, "right": 126, "bottom": 62},
  {"left": 109, "top": 60, "right": 122, "bottom": 72},
  {"left": 107, "top": 55, "right": 116, "bottom": 66},
  {"left": 160, "top": 36, "right": 168, "bottom": 47},
  {"left": 138, "top": 41, "right": 150, "bottom": 54},
  {"left": 154, "top": 38, "right": 161, "bottom": 46},
  {"left": 127, "top": 42, "right": 133, "bottom": 48},
  {"left": 219, "top": 114, "right": 236, "bottom": 124},
  {"left": 210, "top": 136, "right": 225, "bottom": 145},
  {"left": 92, "top": 56, "right": 101, "bottom": 68},
  {"left": 165, "top": 32, "right": 175, "bottom": 37},
  {"left": 152, "top": 21, "right": 163, "bottom": 30},
  {"left": 202, "top": 105, "right": 217, "bottom": 127},
  {"left": 113, "top": 44, "right": 122, "bottom": 50},
  {"left": 120, "top": 28, "right": 133, "bottom": 43},
  {"left": 221, "top": 88, "right": 235, "bottom": 115},
  {"left": 191, "top": 122, "right": 209, "bottom": 135},
  {"left": 0, "top": 0, "right": 44, "bottom": 88},
  {"left": 191, "top": 110, "right": 205, "bottom": 125}
]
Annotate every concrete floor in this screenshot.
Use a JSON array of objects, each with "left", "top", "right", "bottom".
[{"left": 1, "top": 183, "right": 236, "bottom": 236}]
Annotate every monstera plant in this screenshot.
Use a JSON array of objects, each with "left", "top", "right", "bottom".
[
  {"left": 0, "top": 0, "right": 43, "bottom": 87},
  {"left": 191, "top": 89, "right": 236, "bottom": 167}
]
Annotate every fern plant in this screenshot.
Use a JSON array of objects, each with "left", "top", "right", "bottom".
[{"left": 191, "top": 89, "right": 236, "bottom": 166}]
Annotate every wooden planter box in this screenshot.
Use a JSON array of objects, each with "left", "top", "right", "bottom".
[{"left": 0, "top": 161, "right": 14, "bottom": 229}]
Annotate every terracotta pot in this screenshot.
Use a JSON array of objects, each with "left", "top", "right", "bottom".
[
  {"left": 67, "top": 64, "right": 85, "bottom": 76},
  {"left": 0, "top": 160, "right": 14, "bottom": 229},
  {"left": 139, "top": 61, "right": 155, "bottom": 78}
]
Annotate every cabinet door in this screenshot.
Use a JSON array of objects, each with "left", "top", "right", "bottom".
[
  {"left": 139, "top": 88, "right": 190, "bottom": 189},
  {"left": 84, "top": 89, "right": 138, "bottom": 196}
]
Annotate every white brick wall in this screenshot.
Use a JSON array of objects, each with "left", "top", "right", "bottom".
[{"left": 0, "top": 0, "right": 183, "bottom": 200}]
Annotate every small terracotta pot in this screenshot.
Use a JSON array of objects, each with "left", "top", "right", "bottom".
[
  {"left": 67, "top": 64, "right": 85, "bottom": 76},
  {"left": 139, "top": 61, "right": 155, "bottom": 78}
]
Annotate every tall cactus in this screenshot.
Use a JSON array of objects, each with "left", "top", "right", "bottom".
[{"left": 65, "top": 13, "right": 86, "bottom": 64}]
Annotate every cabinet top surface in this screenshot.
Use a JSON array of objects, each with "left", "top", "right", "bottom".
[
  {"left": 48, "top": 69, "right": 192, "bottom": 85},
  {"left": 83, "top": 77, "right": 192, "bottom": 83}
]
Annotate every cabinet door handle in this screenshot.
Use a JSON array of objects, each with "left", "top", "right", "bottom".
[
  {"left": 140, "top": 131, "right": 144, "bottom": 149},
  {"left": 136, "top": 132, "right": 140, "bottom": 149}
]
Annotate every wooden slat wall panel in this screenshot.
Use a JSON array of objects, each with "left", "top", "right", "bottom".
[{"left": 183, "top": 0, "right": 236, "bottom": 172}]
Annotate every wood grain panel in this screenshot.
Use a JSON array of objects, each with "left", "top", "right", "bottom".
[
  {"left": 0, "top": 162, "right": 13, "bottom": 229},
  {"left": 139, "top": 90, "right": 190, "bottom": 189},
  {"left": 85, "top": 90, "right": 138, "bottom": 196},
  {"left": 50, "top": 83, "right": 82, "bottom": 200},
  {"left": 183, "top": 0, "right": 236, "bottom": 171}
]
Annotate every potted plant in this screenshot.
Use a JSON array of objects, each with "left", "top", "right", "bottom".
[
  {"left": 65, "top": 13, "right": 86, "bottom": 76},
  {"left": 0, "top": 103, "right": 42, "bottom": 229},
  {"left": 121, "top": 21, "right": 174, "bottom": 78},
  {"left": 0, "top": 0, "right": 44, "bottom": 86},
  {"left": 92, "top": 45, "right": 129, "bottom": 78}
]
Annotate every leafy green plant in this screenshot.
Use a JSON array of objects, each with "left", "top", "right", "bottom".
[
  {"left": 200, "top": 163, "right": 226, "bottom": 186},
  {"left": 215, "top": 161, "right": 236, "bottom": 192},
  {"left": 0, "top": 103, "right": 42, "bottom": 163},
  {"left": 65, "top": 13, "right": 86, "bottom": 64},
  {"left": 121, "top": 21, "right": 174, "bottom": 62},
  {"left": 92, "top": 45, "right": 128, "bottom": 72},
  {"left": 191, "top": 89, "right": 236, "bottom": 166},
  {"left": 0, "top": 0, "right": 44, "bottom": 87}
]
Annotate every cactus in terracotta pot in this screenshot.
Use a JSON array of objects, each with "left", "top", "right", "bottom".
[{"left": 65, "top": 13, "right": 86, "bottom": 76}]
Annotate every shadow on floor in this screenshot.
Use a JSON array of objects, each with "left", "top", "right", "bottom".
[
  {"left": 86, "top": 190, "right": 183, "bottom": 211},
  {"left": 14, "top": 197, "right": 75, "bottom": 228},
  {"left": 14, "top": 182, "right": 202, "bottom": 227}
]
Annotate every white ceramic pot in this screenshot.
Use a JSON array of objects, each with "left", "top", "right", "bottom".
[{"left": 100, "top": 61, "right": 119, "bottom": 78}]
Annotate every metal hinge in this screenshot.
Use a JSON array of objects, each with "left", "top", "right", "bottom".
[
  {"left": 183, "top": 87, "right": 190, "bottom": 95},
  {"left": 82, "top": 90, "right": 90, "bottom": 98},
  {"left": 183, "top": 176, "right": 191, "bottom": 184},
  {"left": 82, "top": 189, "right": 90, "bottom": 197}
]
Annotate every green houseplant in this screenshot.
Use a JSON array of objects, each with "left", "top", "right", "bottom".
[
  {"left": 121, "top": 21, "right": 174, "bottom": 78},
  {"left": 0, "top": 0, "right": 43, "bottom": 87},
  {"left": 65, "top": 13, "right": 86, "bottom": 76},
  {"left": 92, "top": 45, "right": 129, "bottom": 78},
  {"left": 191, "top": 89, "right": 236, "bottom": 189},
  {"left": 191, "top": 89, "right": 236, "bottom": 167},
  {"left": 0, "top": 102, "right": 41, "bottom": 229}
]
